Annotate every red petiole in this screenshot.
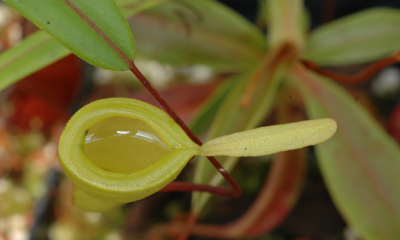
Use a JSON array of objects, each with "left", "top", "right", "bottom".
[
  {"left": 129, "top": 62, "right": 241, "bottom": 198},
  {"left": 302, "top": 50, "right": 400, "bottom": 84},
  {"left": 66, "top": 0, "right": 241, "bottom": 199}
]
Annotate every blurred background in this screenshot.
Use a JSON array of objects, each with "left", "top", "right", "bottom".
[{"left": 1, "top": 0, "right": 400, "bottom": 240}]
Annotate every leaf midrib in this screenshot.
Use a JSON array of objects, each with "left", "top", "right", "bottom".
[
  {"left": 0, "top": 33, "right": 52, "bottom": 72},
  {"left": 63, "top": 0, "right": 133, "bottom": 68}
]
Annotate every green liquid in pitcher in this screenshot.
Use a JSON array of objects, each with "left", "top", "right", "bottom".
[{"left": 84, "top": 116, "right": 172, "bottom": 174}]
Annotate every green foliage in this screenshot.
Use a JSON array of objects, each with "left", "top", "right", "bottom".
[
  {"left": 127, "top": 0, "right": 266, "bottom": 72},
  {"left": 2, "top": 0, "right": 400, "bottom": 239},
  {"left": 193, "top": 53, "right": 289, "bottom": 213},
  {"left": 4, "top": 0, "right": 135, "bottom": 70},
  {"left": 291, "top": 66, "right": 400, "bottom": 239},
  {"left": 0, "top": 0, "right": 168, "bottom": 92},
  {"left": 0, "top": 31, "right": 68, "bottom": 91},
  {"left": 303, "top": 8, "right": 400, "bottom": 65}
]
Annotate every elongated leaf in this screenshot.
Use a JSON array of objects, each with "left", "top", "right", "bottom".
[
  {"left": 0, "top": 31, "right": 69, "bottom": 91},
  {"left": 267, "top": 0, "right": 306, "bottom": 51},
  {"left": 0, "top": 0, "right": 167, "bottom": 92},
  {"left": 303, "top": 8, "right": 400, "bottom": 66},
  {"left": 195, "top": 91, "right": 308, "bottom": 238},
  {"left": 158, "top": 90, "right": 308, "bottom": 238},
  {"left": 189, "top": 77, "right": 238, "bottom": 136},
  {"left": 192, "top": 45, "right": 296, "bottom": 214},
  {"left": 200, "top": 118, "right": 336, "bottom": 157},
  {"left": 127, "top": 0, "right": 266, "bottom": 72},
  {"left": 4, "top": 0, "right": 135, "bottom": 70},
  {"left": 291, "top": 65, "right": 400, "bottom": 240},
  {"left": 192, "top": 0, "right": 306, "bottom": 214},
  {"left": 115, "top": 0, "right": 169, "bottom": 17}
]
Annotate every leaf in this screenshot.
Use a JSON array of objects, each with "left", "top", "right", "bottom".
[
  {"left": 191, "top": 0, "right": 306, "bottom": 214},
  {"left": 127, "top": 0, "right": 266, "bottom": 72},
  {"left": 0, "top": 0, "right": 168, "bottom": 92},
  {"left": 0, "top": 31, "right": 69, "bottom": 91},
  {"left": 266, "top": 0, "right": 306, "bottom": 51},
  {"left": 200, "top": 118, "right": 336, "bottom": 157},
  {"left": 291, "top": 64, "right": 400, "bottom": 240},
  {"left": 196, "top": 89, "right": 308, "bottom": 238},
  {"left": 303, "top": 8, "right": 400, "bottom": 66},
  {"left": 192, "top": 45, "right": 296, "bottom": 214},
  {"left": 189, "top": 77, "right": 238, "bottom": 136},
  {"left": 115, "top": 0, "right": 169, "bottom": 18},
  {"left": 4, "top": 0, "right": 135, "bottom": 70},
  {"left": 154, "top": 91, "right": 308, "bottom": 238}
]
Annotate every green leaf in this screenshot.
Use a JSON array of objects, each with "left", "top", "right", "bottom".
[
  {"left": 127, "top": 0, "right": 266, "bottom": 72},
  {"left": 189, "top": 77, "right": 238, "bottom": 136},
  {"left": 192, "top": 46, "right": 295, "bottom": 213},
  {"left": 200, "top": 118, "right": 336, "bottom": 157},
  {"left": 0, "top": 0, "right": 167, "bottom": 92},
  {"left": 4, "top": 0, "right": 135, "bottom": 70},
  {"left": 303, "top": 8, "right": 400, "bottom": 66},
  {"left": 266, "top": 0, "right": 306, "bottom": 50},
  {"left": 0, "top": 31, "right": 69, "bottom": 91},
  {"left": 291, "top": 65, "right": 400, "bottom": 240},
  {"left": 115, "top": 0, "right": 169, "bottom": 18}
]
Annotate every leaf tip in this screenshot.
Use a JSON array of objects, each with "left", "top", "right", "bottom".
[{"left": 318, "top": 118, "right": 337, "bottom": 143}]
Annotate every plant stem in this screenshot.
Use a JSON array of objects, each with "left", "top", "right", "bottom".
[
  {"left": 302, "top": 50, "right": 400, "bottom": 84},
  {"left": 129, "top": 62, "right": 241, "bottom": 198}
]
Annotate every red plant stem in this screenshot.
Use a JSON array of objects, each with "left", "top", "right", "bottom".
[
  {"left": 64, "top": 0, "right": 241, "bottom": 199},
  {"left": 301, "top": 50, "right": 400, "bottom": 84},
  {"left": 129, "top": 63, "right": 241, "bottom": 198}
]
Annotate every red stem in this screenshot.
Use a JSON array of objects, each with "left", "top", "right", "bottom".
[
  {"left": 64, "top": 0, "right": 240, "bottom": 198},
  {"left": 60, "top": 10, "right": 239, "bottom": 240},
  {"left": 129, "top": 63, "right": 241, "bottom": 198},
  {"left": 302, "top": 50, "right": 400, "bottom": 84}
]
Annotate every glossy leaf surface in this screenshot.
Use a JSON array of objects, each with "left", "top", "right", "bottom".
[
  {"left": 4, "top": 0, "right": 135, "bottom": 70},
  {"left": 127, "top": 0, "right": 266, "bottom": 72},
  {"left": 303, "top": 8, "right": 400, "bottom": 66},
  {"left": 291, "top": 65, "right": 400, "bottom": 240},
  {"left": 0, "top": 0, "right": 167, "bottom": 92}
]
